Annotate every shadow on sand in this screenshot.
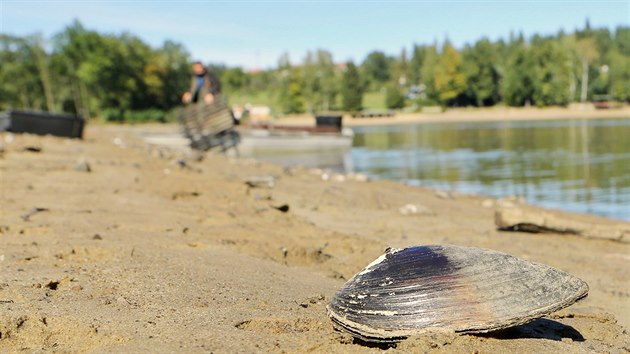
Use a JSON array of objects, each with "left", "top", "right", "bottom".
[
  {"left": 349, "top": 318, "right": 584, "bottom": 349},
  {"left": 478, "top": 318, "right": 585, "bottom": 342}
]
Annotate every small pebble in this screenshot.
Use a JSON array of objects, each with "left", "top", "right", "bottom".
[
  {"left": 75, "top": 158, "right": 91, "bottom": 172},
  {"left": 332, "top": 174, "right": 346, "bottom": 182},
  {"left": 435, "top": 190, "right": 453, "bottom": 199},
  {"left": 113, "top": 137, "right": 125, "bottom": 147},
  {"left": 245, "top": 176, "right": 275, "bottom": 189},
  {"left": 399, "top": 204, "right": 434, "bottom": 216},
  {"left": 351, "top": 173, "right": 369, "bottom": 182},
  {"left": 117, "top": 296, "right": 131, "bottom": 305}
]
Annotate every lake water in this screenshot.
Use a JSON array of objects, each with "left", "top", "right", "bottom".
[{"left": 250, "top": 118, "right": 630, "bottom": 221}]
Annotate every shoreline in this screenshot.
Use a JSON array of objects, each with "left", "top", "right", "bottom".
[
  {"left": 274, "top": 106, "right": 630, "bottom": 127},
  {"left": 120, "top": 121, "right": 628, "bottom": 222}
]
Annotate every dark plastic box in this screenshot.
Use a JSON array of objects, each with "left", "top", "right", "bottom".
[
  {"left": 5, "top": 110, "right": 85, "bottom": 138},
  {"left": 315, "top": 114, "right": 343, "bottom": 131}
]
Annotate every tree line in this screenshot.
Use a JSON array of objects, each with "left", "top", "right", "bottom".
[
  {"left": 1, "top": 20, "right": 628, "bottom": 120},
  {"left": 1, "top": 20, "right": 190, "bottom": 122}
]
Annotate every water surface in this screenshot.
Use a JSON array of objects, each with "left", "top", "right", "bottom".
[
  {"left": 351, "top": 118, "right": 630, "bottom": 221},
  {"left": 246, "top": 118, "right": 630, "bottom": 221}
]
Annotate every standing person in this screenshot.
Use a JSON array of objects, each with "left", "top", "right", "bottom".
[{"left": 182, "top": 61, "right": 222, "bottom": 104}]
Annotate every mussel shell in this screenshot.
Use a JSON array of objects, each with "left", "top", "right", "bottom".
[{"left": 327, "top": 245, "right": 588, "bottom": 343}]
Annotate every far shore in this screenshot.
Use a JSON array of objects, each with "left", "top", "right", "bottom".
[{"left": 274, "top": 105, "right": 630, "bottom": 127}]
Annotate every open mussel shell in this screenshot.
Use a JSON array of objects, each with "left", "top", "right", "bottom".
[{"left": 327, "top": 245, "right": 588, "bottom": 343}]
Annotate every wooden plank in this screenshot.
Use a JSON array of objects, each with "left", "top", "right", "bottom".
[{"left": 495, "top": 205, "right": 630, "bottom": 243}]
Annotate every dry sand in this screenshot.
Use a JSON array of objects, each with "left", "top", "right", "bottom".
[
  {"left": 275, "top": 106, "right": 630, "bottom": 127},
  {"left": 1, "top": 124, "right": 629, "bottom": 353}
]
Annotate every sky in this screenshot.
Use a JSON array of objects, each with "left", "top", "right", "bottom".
[{"left": 2, "top": 1, "right": 628, "bottom": 69}]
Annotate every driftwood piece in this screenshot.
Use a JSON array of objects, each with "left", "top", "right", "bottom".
[
  {"left": 244, "top": 175, "right": 275, "bottom": 189},
  {"left": 495, "top": 205, "right": 630, "bottom": 243}
]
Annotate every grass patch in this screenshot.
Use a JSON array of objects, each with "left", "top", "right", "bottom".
[{"left": 362, "top": 91, "right": 386, "bottom": 110}]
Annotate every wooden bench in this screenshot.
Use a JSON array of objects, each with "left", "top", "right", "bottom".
[
  {"left": 350, "top": 109, "right": 395, "bottom": 118},
  {"left": 177, "top": 95, "right": 240, "bottom": 153}
]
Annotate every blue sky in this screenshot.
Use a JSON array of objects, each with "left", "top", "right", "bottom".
[{"left": 2, "top": 1, "right": 628, "bottom": 69}]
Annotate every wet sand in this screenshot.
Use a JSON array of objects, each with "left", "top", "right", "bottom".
[{"left": 1, "top": 125, "right": 629, "bottom": 353}]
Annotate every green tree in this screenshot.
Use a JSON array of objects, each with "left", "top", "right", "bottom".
[
  {"left": 152, "top": 40, "right": 191, "bottom": 110},
  {"left": 391, "top": 47, "right": 409, "bottom": 87},
  {"left": 613, "top": 26, "right": 630, "bottom": 56},
  {"left": 361, "top": 51, "right": 391, "bottom": 89},
  {"left": 302, "top": 49, "right": 337, "bottom": 112},
  {"left": 385, "top": 83, "right": 405, "bottom": 109},
  {"left": 502, "top": 43, "right": 536, "bottom": 106},
  {"left": 2, "top": 19, "right": 628, "bottom": 117},
  {"left": 275, "top": 54, "right": 304, "bottom": 114},
  {"left": 408, "top": 44, "right": 426, "bottom": 85},
  {"left": 608, "top": 48, "right": 630, "bottom": 102},
  {"left": 52, "top": 20, "right": 105, "bottom": 117},
  {"left": 530, "top": 38, "right": 572, "bottom": 106},
  {"left": 247, "top": 70, "right": 273, "bottom": 93},
  {"left": 462, "top": 38, "right": 501, "bottom": 106},
  {"left": 51, "top": 20, "right": 192, "bottom": 118},
  {"left": 341, "top": 61, "right": 363, "bottom": 111},
  {"left": 0, "top": 35, "right": 46, "bottom": 110},
  {"left": 222, "top": 67, "right": 248, "bottom": 93},
  {"left": 283, "top": 73, "right": 305, "bottom": 114},
  {"left": 419, "top": 44, "right": 439, "bottom": 103},
  {"left": 434, "top": 41, "right": 466, "bottom": 105},
  {"left": 608, "top": 27, "right": 630, "bottom": 102},
  {"left": 31, "top": 34, "right": 57, "bottom": 111}
]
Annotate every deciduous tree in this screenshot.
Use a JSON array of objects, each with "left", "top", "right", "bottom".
[
  {"left": 341, "top": 61, "right": 363, "bottom": 111},
  {"left": 434, "top": 41, "right": 466, "bottom": 105}
]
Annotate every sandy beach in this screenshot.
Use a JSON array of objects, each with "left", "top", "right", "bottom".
[
  {"left": 1, "top": 121, "right": 629, "bottom": 353},
  {"left": 275, "top": 106, "right": 630, "bottom": 127}
]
